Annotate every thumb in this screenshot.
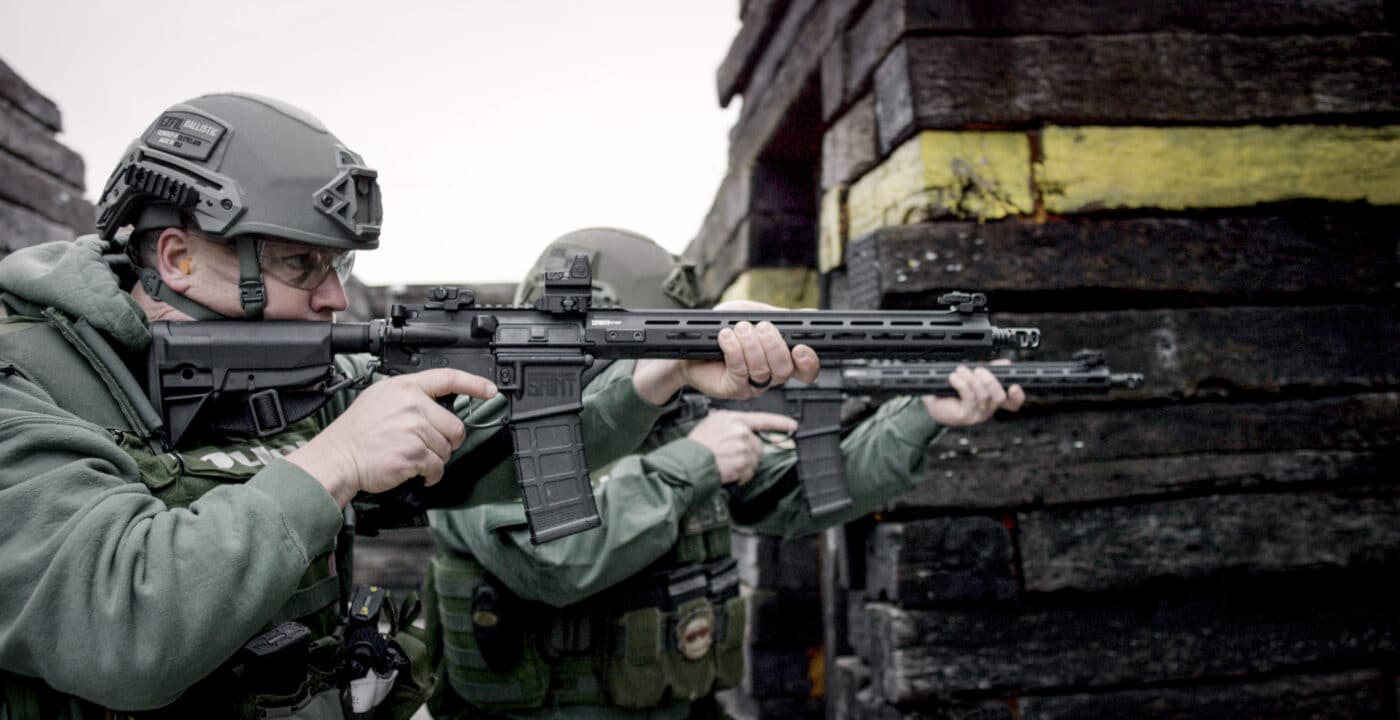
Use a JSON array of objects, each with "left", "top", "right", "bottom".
[
  {"left": 408, "top": 368, "right": 498, "bottom": 400},
  {"left": 733, "top": 411, "right": 799, "bottom": 434}
]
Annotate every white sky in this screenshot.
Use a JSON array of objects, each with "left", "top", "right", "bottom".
[{"left": 0, "top": 0, "right": 741, "bottom": 286}]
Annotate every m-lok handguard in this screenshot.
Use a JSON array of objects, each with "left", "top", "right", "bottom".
[
  {"left": 146, "top": 255, "right": 1039, "bottom": 543},
  {"left": 700, "top": 351, "right": 1143, "bottom": 516}
]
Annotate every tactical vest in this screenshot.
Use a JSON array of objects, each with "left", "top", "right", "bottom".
[
  {"left": 0, "top": 306, "right": 422, "bottom": 720},
  {"left": 426, "top": 490, "right": 745, "bottom": 716}
]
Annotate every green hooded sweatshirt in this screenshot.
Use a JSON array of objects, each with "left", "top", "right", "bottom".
[{"left": 0, "top": 237, "right": 667, "bottom": 714}]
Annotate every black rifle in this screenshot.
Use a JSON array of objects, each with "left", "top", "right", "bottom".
[
  {"left": 673, "top": 350, "right": 1142, "bottom": 516},
  {"left": 146, "top": 255, "right": 1039, "bottom": 543}
]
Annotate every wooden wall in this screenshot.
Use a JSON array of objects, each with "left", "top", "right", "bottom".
[
  {"left": 0, "top": 57, "right": 92, "bottom": 259},
  {"left": 694, "top": 1, "right": 1400, "bottom": 718}
]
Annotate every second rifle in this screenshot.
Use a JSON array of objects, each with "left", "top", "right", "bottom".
[{"left": 679, "top": 350, "right": 1142, "bottom": 515}]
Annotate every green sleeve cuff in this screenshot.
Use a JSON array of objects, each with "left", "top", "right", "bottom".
[
  {"left": 643, "top": 437, "right": 722, "bottom": 512},
  {"left": 246, "top": 459, "right": 343, "bottom": 561},
  {"left": 889, "top": 396, "right": 946, "bottom": 447},
  {"left": 591, "top": 360, "right": 668, "bottom": 436}
]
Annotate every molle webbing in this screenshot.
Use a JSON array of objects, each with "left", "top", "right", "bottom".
[
  {"left": 0, "top": 313, "right": 152, "bottom": 439},
  {"left": 268, "top": 574, "right": 342, "bottom": 626},
  {"left": 430, "top": 549, "right": 746, "bottom": 712}
]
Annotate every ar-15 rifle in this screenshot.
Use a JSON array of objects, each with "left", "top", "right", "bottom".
[
  {"left": 673, "top": 351, "right": 1142, "bottom": 516},
  {"left": 146, "top": 254, "right": 1040, "bottom": 543}
]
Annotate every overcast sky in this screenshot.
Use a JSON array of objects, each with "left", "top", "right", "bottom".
[{"left": 0, "top": 0, "right": 741, "bottom": 286}]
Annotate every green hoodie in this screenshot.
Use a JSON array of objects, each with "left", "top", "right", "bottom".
[{"left": 0, "top": 237, "right": 666, "bottom": 713}]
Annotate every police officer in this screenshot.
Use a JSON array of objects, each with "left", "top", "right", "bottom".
[
  {"left": 0, "top": 96, "right": 816, "bottom": 719},
  {"left": 424, "top": 229, "right": 1024, "bottom": 719}
]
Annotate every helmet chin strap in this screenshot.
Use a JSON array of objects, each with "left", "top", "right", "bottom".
[
  {"left": 136, "top": 237, "right": 267, "bottom": 321},
  {"left": 235, "top": 238, "right": 266, "bottom": 320}
]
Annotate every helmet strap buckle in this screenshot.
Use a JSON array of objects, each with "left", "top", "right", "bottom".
[
  {"left": 239, "top": 279, "right": 266, "bottom": 308},
  {"left": 237, "top": 238, "right": 267, "bottom": 320}
]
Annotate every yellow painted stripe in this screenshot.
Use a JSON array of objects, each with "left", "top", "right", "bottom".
[
  {"left": 824, "top": 124, "right": 1400, "bottom": 272},
  {"left": 819, "top": 185, "right": 846, "bottom": 274},
  {"left": 845, "top": 131, "right": 1035, "bottom": 242},
  {"left": 718, "top": 268, "right": 820, "bottom": 309},
  {"left": 1039, "top": 125, "right": 1400, "bottom": 212}
]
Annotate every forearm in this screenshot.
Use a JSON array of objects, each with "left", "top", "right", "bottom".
[
  {"left": 450, "top": 438, "right": 721, "bottom": 607},
  {"left": 731, "top": 396, "right": 944, "bottom": 537}
]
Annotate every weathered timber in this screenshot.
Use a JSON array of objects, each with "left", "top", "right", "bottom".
[
  {"left": 717, "top": 0, "right": 793, "bottom": 107},
  {"left": 0, "top": 202, "right": 79, "bottom": 255},
  {"left": 822, "top": 93, "right": 879, "bottom": 191},
  {"left": 844, "top": 215, "right": 1400, "bottom": 309},
  {"left": 895, "top": 393, "right": 1400, "bottom": 510},
  {"left": 831, "top": 0, "right": 1388, "bottom": 118},
  {"left": 834, "top": 655, "right": 1016, "bottom": 720},
  {"left": 865, "top": 582, "right": 1400, "bottom": 702},
  {"left": 1039, "top": 125, "right": 1400, "bottom": 213},
  {"left": 995, "top": 305, "right": 1400, "bottom": 398},
  {"left": 831, "top": 656, "right": 872, "bottom": 720},
  {"left": 729, "top": 0, "right": 862, "bottom": 167},
  {"left": 821, "top": 527, "right": 850, "bottom": 720},
  {"left": 1019, "top": 669, "right": 1389, "bottom": 720},
  {"left": 0, "top": 99, "right": 85, "bottom": 187},
  {"left": 819, "top": 184, "right": 846, "bottom": 273},
  {"left": 718, "top": 267, "right": 820, "bottom": 308},
  {"left": 844, "top": 131, "right": 1035, "bottom": 241},
  {"left": 688, "top": 170, "right": 749, "bottom": 276},
  {"left": 1020, "top": 490, "right": 1400, "bottom": 593},
  {"left": 731, "top": 528, "right": 822, "bottom": 593},
  {"left": 831, "top": 0, "right": 906, "bottom": 121},
  {"left": 875, "top": 33, "right": 1399, "bottom": 150},
  {"left": 352, "top": 527, "right": 434, "bottom": 593},
  {"left": 719, "top": 690, "right": 823, "bottom": 720},
  {"left": 0, "top": 57, "right": 61, "bottom": 131},
  {"left": 733, "top": 0, "right": 816, "bottom": 122},
  {"left": 820, "top": 36, "right": 847, "bottom": 123},
  {"left": 0, "top": 146, "right": 94, "bottom": 231},
  {"left": 847, "top": 590, "right": 871, "bottom": 661},
  {"left": 747, "top": 587, "right": 824, "bottom": 649},
  {"left": 686, "top": 166, "right": 817, "bottom": 301},
  {"left": 864, "top": 517, "right": 1018, "bottom": 607},
  {"left": 739, "top": 645, "right": 822, "bottom": 709}
]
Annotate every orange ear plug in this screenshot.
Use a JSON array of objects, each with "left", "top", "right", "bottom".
[{"left": 178, "top": 259, "right": 193, "bottom": 275}]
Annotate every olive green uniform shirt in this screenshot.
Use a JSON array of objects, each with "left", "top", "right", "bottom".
[{"left": 429, "top": 395, "right": 944, "bottom": 719}]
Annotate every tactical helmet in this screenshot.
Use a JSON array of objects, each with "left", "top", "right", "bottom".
[
  {"left": 95, "top": 92, "right": 382, "bottom": 319},
  {"left": 516, "top": 228, "right": 700, "bottom": 309}
]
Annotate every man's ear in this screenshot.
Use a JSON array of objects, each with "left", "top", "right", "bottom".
[{"left": 154, "top": 227, "right": 196, "bottom": 291}]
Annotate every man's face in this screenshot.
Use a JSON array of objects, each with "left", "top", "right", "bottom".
[{"left": 161, "top": 229, "right": 352, "bottom": 321}]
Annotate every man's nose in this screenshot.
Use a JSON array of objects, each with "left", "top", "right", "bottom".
[{"left": 311, "top": 272, "right": 350, "bottom": 314}]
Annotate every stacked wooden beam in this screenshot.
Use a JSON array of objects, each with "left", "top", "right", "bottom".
[
  {"left": 717, "top": 529, "right": 828, "bottom": 719},
  {"left": 694, "top": 1, "right": 1400, "bottom": 717},
  {"left": 0, "top": 57, "right": 92, "bottom": 259}
]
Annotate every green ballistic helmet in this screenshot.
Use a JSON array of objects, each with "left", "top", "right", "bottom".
[
  {"left": 515, "top": 228, "right": 701, "bottom": 310},
  {"left": 95, "top": 92, "right": 382, "bottom": 319}
]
